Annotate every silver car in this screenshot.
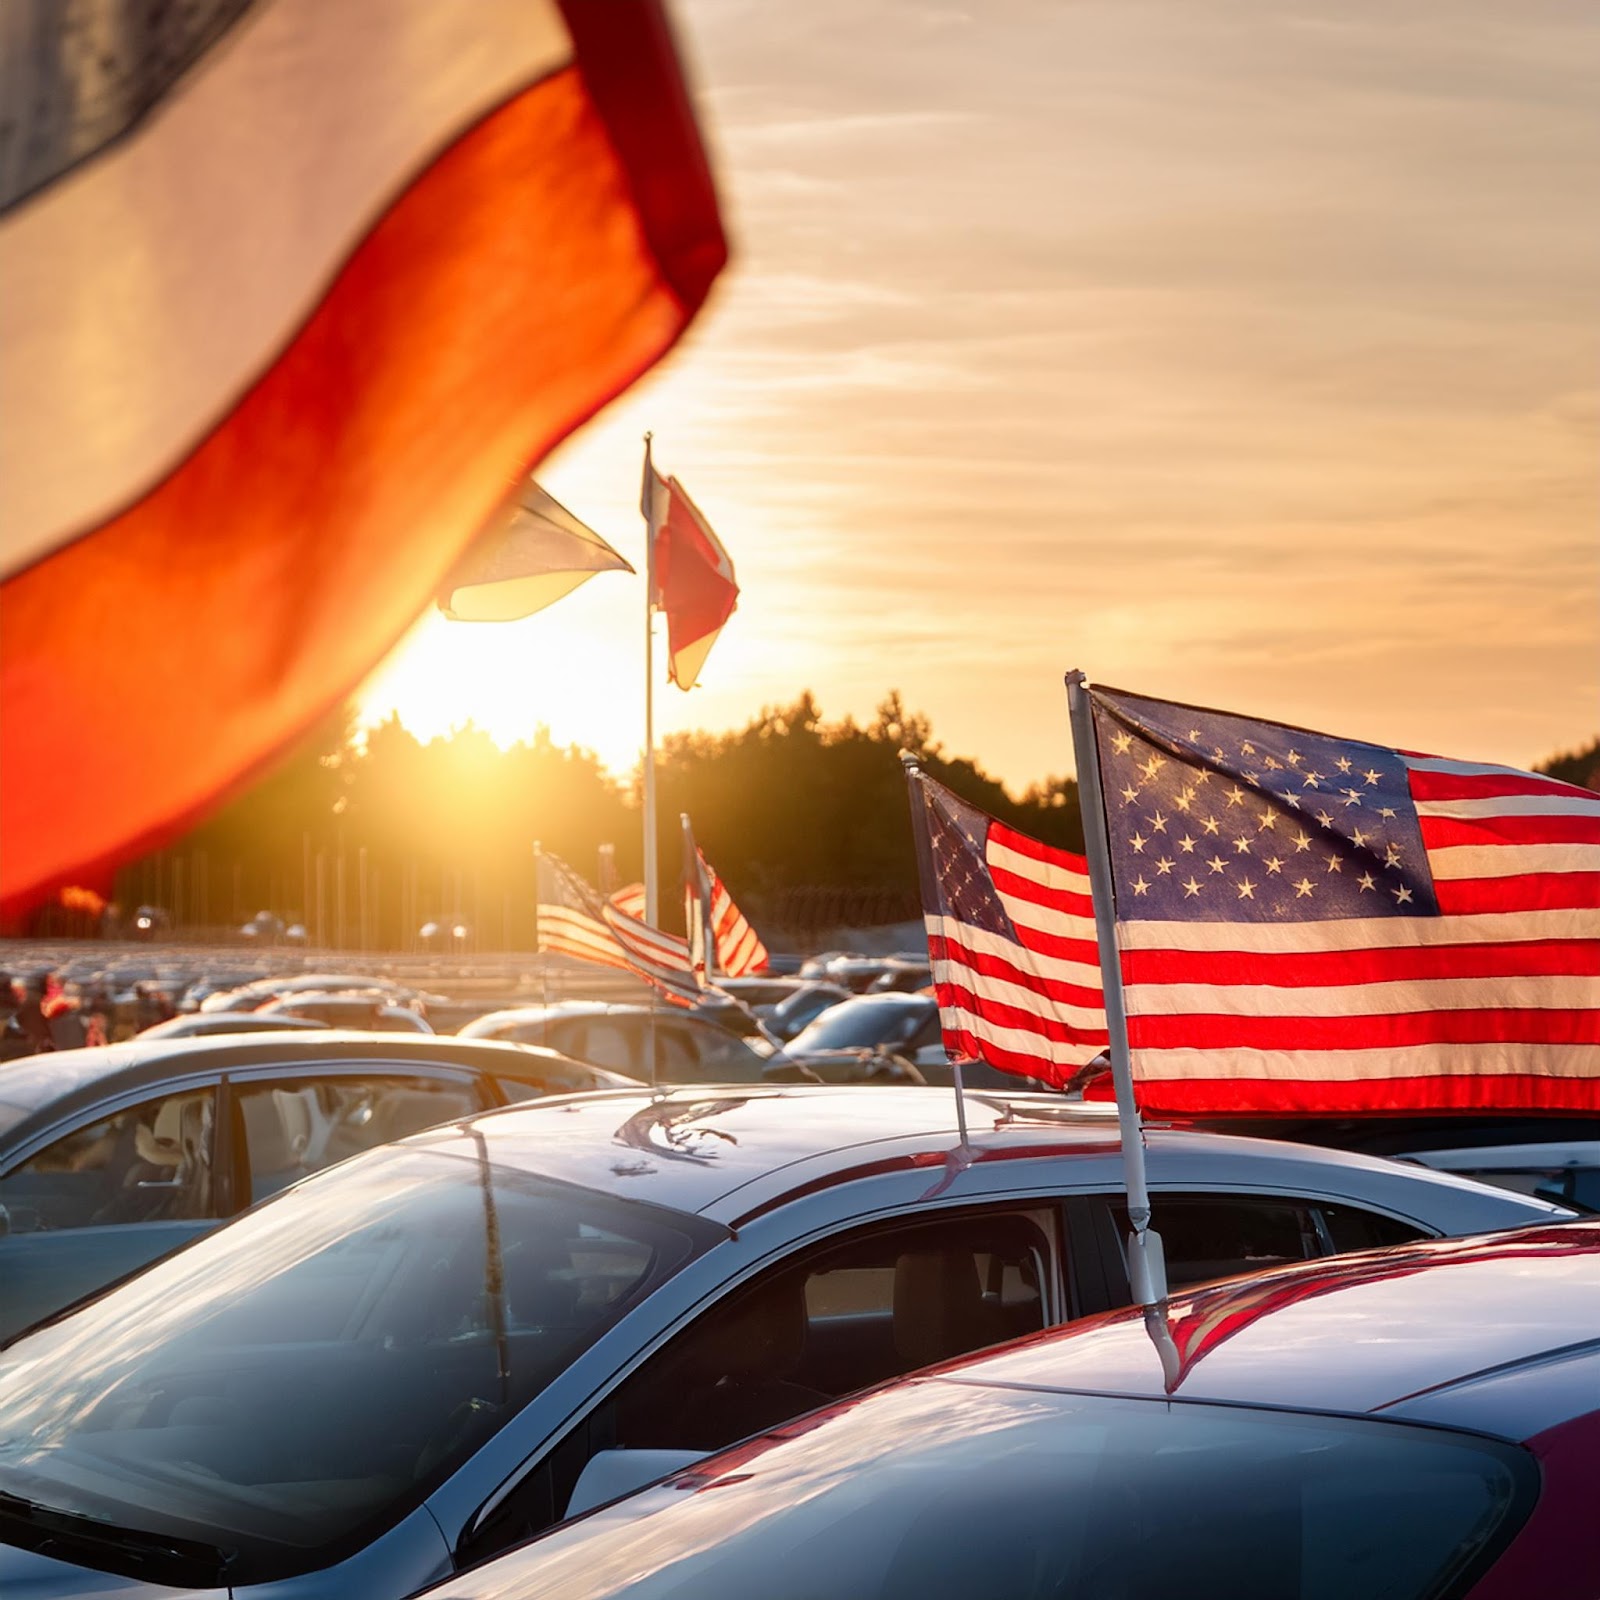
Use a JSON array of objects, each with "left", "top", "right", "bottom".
[{"left": 0, "top": 1085, "right": 1570, "bottom": 1598}]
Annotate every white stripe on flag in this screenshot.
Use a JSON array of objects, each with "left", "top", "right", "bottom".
[
  {"left": 1416, "top": 794, "right": 1600, "bottom": 821},
  {"left": 937, "top": 1002, "right": 1105, "bottom": 1067},
  {"left": 986, "top": 837, "right": 1093, "bottom": 897},
  {"left": 1116, "top": 906, "right": 1600, "bottom": 953},
  {"left": 929, "top": 952, "right": 1108, "bottom": 1030},
  {"left": 1127, "top": 973, "right": 1600, "bottom": 1018},
  {"left": 1428, "top": 842, "right": 1600, "bottom": 879},
  {"left": 925, "top": 915, "right": 1103, "bottom": 994}
]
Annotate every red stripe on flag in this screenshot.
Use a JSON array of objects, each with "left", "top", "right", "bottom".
[
  {"left": 938, "top": 1024, "right": 1090, "bottom": 1090},
  {"left": 935, "top": 979, "right": 1108, "bottom": 1049},
  {"left": 989, "top": 862, "right": 1096, "bottom": 919},
  {"left": 989, "top": 822, "right": 1087, "bottom": 872},
  {"left": 1128, "top": 1007, "right": 1600, "bottom": 1052},
  {"left": 1421, "top": 814, "right": 1600, "bottom": 850},
  {"left": 1435, "top": 874, "right": 1600, "bottom": 915},
  {"left": 1127, "top": 1073, "right": 1600, "bottom": 1116},
  {"left": 929, "top": 933, "right": 1104, "bottom": 1011},
  {"left": 1407, "top": 768, "right": 1582, "bottom": 802}
]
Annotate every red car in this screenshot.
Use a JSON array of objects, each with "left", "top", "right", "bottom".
[{"left": 419, "top": 1220, "right": 1599, "bottom": 1599}]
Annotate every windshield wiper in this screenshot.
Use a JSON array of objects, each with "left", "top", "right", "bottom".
[{"left": 0, "top": 1489, "right": 235, "bottom": 1584}]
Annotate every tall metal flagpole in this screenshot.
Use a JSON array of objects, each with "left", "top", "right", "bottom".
[
  {"left": 641, "top": 434, "right": 659, "bottom": 927},
  {"left": 1066, "top": 673, "right": 1175, "bottom": 1365}
]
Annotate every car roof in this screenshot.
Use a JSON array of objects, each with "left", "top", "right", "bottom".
[
  {"left": 938, "top": 1221, "right": 1600, "bottom": 1438},
  {"left": 801, "top": 991, "right": 932, "bottom": 1014},
  {"left": 0, "top": 1033, "right": 621, "bottom": 1146},
  {"left": 398, "top": 1084, "right": 1568, "bottom": 1231}
]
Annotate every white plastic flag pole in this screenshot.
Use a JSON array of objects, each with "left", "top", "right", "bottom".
[
  {"left": 899, "top": 750, "right": 974, "bottom": 1165},
  {"left": 1065, "top": 671, "right": 1173, "bottom": 1322}
]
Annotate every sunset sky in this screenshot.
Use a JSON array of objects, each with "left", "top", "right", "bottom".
[{"left": 358, "top": 0, "right": 1599, "bottom": 791}]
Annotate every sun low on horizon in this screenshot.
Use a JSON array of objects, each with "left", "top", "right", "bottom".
[{"left": 358, "top": 0, "right": 1596, "bottom": 792}]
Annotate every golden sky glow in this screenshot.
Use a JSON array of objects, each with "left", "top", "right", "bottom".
[{"left": 359, "top": 0, "right": 1599, "bottom": 787}]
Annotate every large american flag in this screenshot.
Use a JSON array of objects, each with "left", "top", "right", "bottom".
[
  {"left": 907, "top": 768, "right": 1107, "bottom": 1088},
  {"left": 1087, "top": 686, "right": 1600, "bottom": 1114},
  {"left": 535, "top": 854, "right": 699, "bottom": 1006}
]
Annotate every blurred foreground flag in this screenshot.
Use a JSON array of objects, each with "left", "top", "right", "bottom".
[
  {"left": 904, "top": 765, "right": 1108, "bottom": 1089},
  {"left": 1082, "top": 686, "right": 1600, "bottom": 1115},
  {"left": 0, "top": 1, "right": 726, "bottom": 917},
  {"left": 438, "top": 484, "right": 633, "bottom": 623},
  {"left": 643, "top": 455, "right": 738, "bottom": 690}
]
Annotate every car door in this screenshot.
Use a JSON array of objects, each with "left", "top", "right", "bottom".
[
  {"left": 226, "top": 1067, "right": 489, "bottom": 1205},
  {"left": 453, "top": 1200, "right": 1065, "bottom": 1564},
  {"left": 0, "top": 1081, "right": 224, "bottom": 1342}
]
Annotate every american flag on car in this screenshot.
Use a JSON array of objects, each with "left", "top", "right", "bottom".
[
  {"left": 1086, "top": 686, "right": 1600, "bottom": 1114},
  {"left": 906, "top": 768, "right": 1107, "bottom": 1089}
]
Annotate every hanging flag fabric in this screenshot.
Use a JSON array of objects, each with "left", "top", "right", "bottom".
[
  {"left": 604, "top": 886, "right": 703, "bottom": 1006},
  {"left": 905, "top": 767, "right": 1108, "bottom": 1088},
  {"left": 1084, "top": 685, "right": 1600, "bottom": 1115},
  {"left": 0, "top": 1, "right": 726, "bottom": 919},
  {"left": 679, "top": 816, "right": 769, "bottom": 978},
  {"left": 536, "top": 853, "right": 637, "bottom": 977},
  {"left": 699, "top": 849, "right": 769, "bottom": 976},
  {"left": 643, "top": 462, "right": 739, "bottom": 690},
  {"left": 438, "top": 483, "right": 633, "bottom": 622},
  {"left": 537, "top": 856, "right": 700, "bottom": 1005}
]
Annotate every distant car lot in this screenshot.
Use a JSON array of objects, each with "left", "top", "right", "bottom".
[
  {"left": 0, "top": 1032, "right": 637, "bottom": 1341},
  {"left": 0, "top": 1085, "right": 1567, "bottom": 1596},
  {"left": 459, "top": 1001, "right": 818, "bottom": 1083}
]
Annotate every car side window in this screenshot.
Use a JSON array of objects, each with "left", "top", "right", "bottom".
[
  {"left": 463, "top": 1209, "right": 1055, "bottom": 1560},
  {"left": 234, "top": 1075, "right": 483, "bottom": 1203},
  {"left": 0, "top": 1087, "right": 218, "bottom": 1230},
  {"left": 679, "top": 1024, "right": 760, "bottom": 1079},
  {"left": 1107, "top": 1194, "right": 1428, "bottom": 1292},
  {"left": 571, "top": 1022, "right": 638, "bottom": 1076}
]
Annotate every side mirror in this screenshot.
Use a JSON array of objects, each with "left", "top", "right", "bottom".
[{"left": 565, "top": 1448, "right": 707, "bottom": 1518}]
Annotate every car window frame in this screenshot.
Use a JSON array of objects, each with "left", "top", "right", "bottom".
[
  {"left": 0, "top": 1076, "right": 228, "bottom": 1227},
  {"left": 1083, "top": 1186, "right": 1439, "bottom": 1300},
  {"left": 456, "top": 1196, "right": 1070, "bottom": 1565},
  {"left": 219, "top": 1060, "right": 492, "bottom": 1210}
]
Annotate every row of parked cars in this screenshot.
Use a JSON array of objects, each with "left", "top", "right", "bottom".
[{"left": 0, "top": 958, "right": 1595, "bottom": 1595}]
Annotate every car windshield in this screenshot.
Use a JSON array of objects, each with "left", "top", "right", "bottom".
[
  {"left": 789, "top": 1000, "right": 926, "bottom": 1052},
  {"left": 0, "top": 1141, "right": 708, "bottom": 1587},
  {"left": 483, "top": 1384, "right": 1536, "bottom": 1600}
]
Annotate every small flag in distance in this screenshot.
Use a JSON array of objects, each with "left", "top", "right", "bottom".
[
  {"left": 438, "top": 483, "right": 633, "bottom": 622},
  {"left": 644, "top": 464, "right": 739, "bottom": 690}
]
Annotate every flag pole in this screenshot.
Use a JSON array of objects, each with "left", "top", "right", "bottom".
[
  {"left": 899, "top": 749, "right": 974, "bottom": 1162},
  {"left": 1065, "top": 673, "right": 1173, "bottom": 1339},
  {"left": 532, "top": 840, "right": 549, "bottom": 1008},
  {"left": 641, "top": 433, "right": 659, "bottom": 928}
]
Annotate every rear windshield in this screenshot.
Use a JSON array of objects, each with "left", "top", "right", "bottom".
[
  {"left": 790, "top": 1000, "right": 926, "bottom": 1052},
  {"left": 494, "top": 1383, "right": 1535, "bottom": 1600},
  {"left": 0, "top": 1142, "right": 708, "bottom": 1586}
]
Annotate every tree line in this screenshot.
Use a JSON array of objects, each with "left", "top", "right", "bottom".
[
  {"left": 105, "top": 692, "right": 1082, "bottom": 950},
  {"left": 104, "top": 702, "right": 1598, "bottom": 953}
]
